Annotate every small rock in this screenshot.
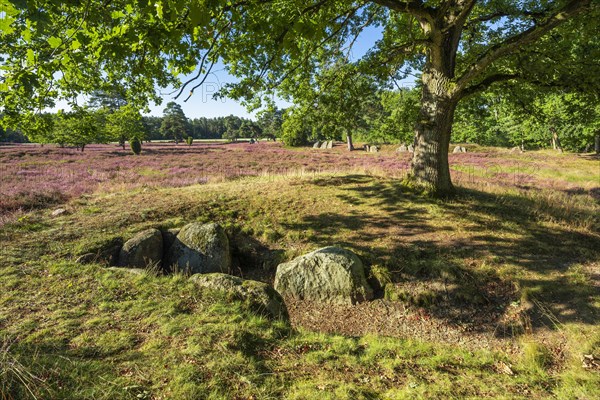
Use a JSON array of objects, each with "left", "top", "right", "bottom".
[
  {"left": 274, "top": 246, "right": 373, "bottom": 305},
  {"left": 510, "top": 146, "right": 523, "bottom": 153},
  {"left": 326, "top": 140, "right": 333, "bottom": 149},
  {"left": 369, "top": 145, "right": 380, "bottom": 153},
  {"left": 51, "top": 208, "right": 67, "bottom": 217},
  {"left": 118, "top": 228, "right": 163, "bottom": 269},
  {"left": 320, "top": 141, "right": 328, "bottom": 149},
  {"left": 453, "top": 146, "right": 467, "bottom": 153},
  {"left": 396, "top": 144, "right": 408, "bottom": 152},
  {"left": 313, "top": 141, "right": 321, "bottom": 148},
  {"left": 191, "top": 273, "right": 288, "bottom": 319}
]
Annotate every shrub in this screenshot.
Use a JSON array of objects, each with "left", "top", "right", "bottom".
[
  {"left": 130, "top": 137, "right": 142, "bottom": 155},
  {"left": 186, "top": 136, "right": 193, "bottom": 146}
]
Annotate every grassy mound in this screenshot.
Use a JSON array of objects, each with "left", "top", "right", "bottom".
[{"left": 1, "top": 146, "right": 599, "bottom": 398}]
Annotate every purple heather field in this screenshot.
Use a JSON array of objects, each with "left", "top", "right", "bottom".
[{"left": 0, "top": 141, "right": 592, "bottom": 225}]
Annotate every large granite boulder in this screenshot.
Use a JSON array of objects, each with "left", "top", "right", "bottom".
[
  {"left": 274, "top": 246, "right": 373, "bottom": 305},
  {"left": 326, "top": 140, "right": 333, "bottom": 149},
  {"left": 165, "top": 222, "right": 231, "bottom": 274},
  {"left": 191, "top": 273, "right": 287, "bottom": 319},
  {"left": 313, "top": 141, "right": 321, "bottom": 148},
  {"left": 320, "top": 141, "right": 328, "bottom": 149},
  {"left": 117, "top": 228, "right": 163, "bottom": 269}
]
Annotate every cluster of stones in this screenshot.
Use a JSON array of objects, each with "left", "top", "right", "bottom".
[
  {"left": 363, "top": 144, "right": 380, "bottom": 153},
  {"left": 396, "top": 143, "right": 415, "bottom": 153},
  {"left": 78, "top": 222, "right": 374, "bottom": 318},
  {"left": 313, "top": 140, "right": 334, "bottom": 149}
]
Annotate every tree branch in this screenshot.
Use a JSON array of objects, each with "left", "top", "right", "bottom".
[
  {"left": 455, "top": 0, "right": 591, "bottom": 94},
  {"left": 443, "top": 0, "right": 478, "bottom": 32},
  {"left": 269, "top": 5, "right": 362, "bottom": 89},
  {"left": 372, "top": 0, "right": 435, "bottom": 21},
  {"left": 458, "top": 73, "right": 518, "bottom": 99},
  {"left": 174, "top": 21, "right": 231, "bottom": 100}
]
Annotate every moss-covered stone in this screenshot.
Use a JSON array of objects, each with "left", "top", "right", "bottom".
[
  {"left": 165, "top": 222, "right": 231, "bottom": 275},
  {"left": 191, "top": 273, "right": 287, "bottom": 320},
  {"left": 274, "top": 246, "right": 373, "bottom": 305},
  {"left": 117, "top": 228, "right": 163, "bottom": 269}
]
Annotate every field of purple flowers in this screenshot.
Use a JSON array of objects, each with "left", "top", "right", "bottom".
[{"left": 1, "top": 141, "right": 597, "bottom": 224}]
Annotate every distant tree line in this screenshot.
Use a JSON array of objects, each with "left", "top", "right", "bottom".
[
  {"left": 3, "top": 87, "right": 599, "bottom": 154},
  {"left": 1, "top": 96, "right": 282, "bottom": 150}
]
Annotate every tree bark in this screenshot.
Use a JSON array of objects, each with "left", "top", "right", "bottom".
[
  {"left": 595, "top": 133, "right": 600, "bottom": 154},
  {"left": 550, "top": 126, "right": 563, "bottom": 153},
  {"left": 410, "top": 69, "right": 457, "bottom": 196},
  {"left": 346, "top": 131, "right": 354, "bottom": 151}
]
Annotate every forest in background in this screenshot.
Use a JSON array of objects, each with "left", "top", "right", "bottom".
[{"left": 2, "top": 84, "right": 598, "bottom": 153}]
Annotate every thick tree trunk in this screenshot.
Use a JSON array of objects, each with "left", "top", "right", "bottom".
[
  {"left": 595, "top": 133, "right": 600, "bottom": 154},
  {"left": 410, "top": 68, "right": 457, "bottom": 196}
]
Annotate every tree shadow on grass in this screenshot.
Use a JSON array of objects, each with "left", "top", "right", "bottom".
[{"left": 281, "top": 174, "right": 600, "bottom": 338}]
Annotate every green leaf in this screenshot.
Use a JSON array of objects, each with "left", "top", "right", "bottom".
[
  {"left": 189, "top": 3, "right": 210, "bottom": 27},
  {"left": 111, "top": 10, "right": 125, "bottom": 19},
  {"left": 48, "top": 36, "right": 62, "bottom": 48},
  {"left": 154, "top": 1, "right": 163, "bottom": 20},
  {"left": 26, "top": 48, "right": 35, "bottom": 64}
]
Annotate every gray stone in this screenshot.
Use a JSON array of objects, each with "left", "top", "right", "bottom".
[
  {"left": 369, "top": 145, "right": 379, "bottom": 153},
  {"left": 274, "top": 246, "right": 373, "bottom": 305},
  {"left": 118, "top": 228, "right": 163, "bottom": 269},
  {"left": 326, "top": 140, "right": 333, "bottom": 149},
  {"left": 165, "top": 222, "right": 231, "bottom": 275},
  {"left": 397, "top": 144, "right": 408, "bottom": 152},
  {"left": 510, "top": 146, "right": 523, "bottom": 153},
  {"left": 320, "top": 141, "right": 328, "bottom": 149},
  {"left": 51, "top": 208, "right": 67, "bottom": 217},
  {"left": 191, "top": 273, "right": 287, "bottom": 319},
  {"left": 313, "top": 141, "right": 321, "bottom": 148},
  {"left": 408, "top": 144, "right": 414, "bottom": 152},
  {"left": 453, "top": 146, "right": 467, "bottom": 153}
]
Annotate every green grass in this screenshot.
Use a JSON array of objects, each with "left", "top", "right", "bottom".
[
  {"left": 1, "top": 151, "right": 599, "bottom": 399},
  {"left": 0, "top": 259, "right": 579, "bottom": 399}
]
